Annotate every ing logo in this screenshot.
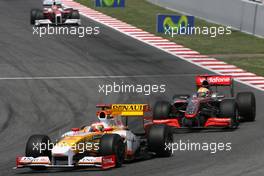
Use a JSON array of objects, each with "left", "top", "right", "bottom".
[
  {"left": 157, "top": 15, "right": 194, "bottom": 35},
  {"left": 96, "top": 0, "right": 125, "bottom": 7},
  {"left": 102, "top": 0, "right": 120, "bottom": 6},
  {"left": 163, "top": 16, "right": 188, "bottom": 32}
]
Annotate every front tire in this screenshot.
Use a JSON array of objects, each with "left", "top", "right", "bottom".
[
  {"left": 30, "top": 9, "right": 38, "bottom": 25},
  {"left": 71, "top": 10, "right": 80, "bottom": 19},
  {"left": 147, "top": 125, "right": 173, "bottom": 157},
  {"left": 25, "top": 135, "right": 52, "bottom": 170},
  {"left": 220, "top": 99, "right": 238, "bottom": 128},
  {"left": 99, "top": 134, "right": 125, "bottom": 168},
  {"left": 153, "top": 101, "right": 171, "bottom": 120},
  {"left": 35, "top": 10, "right": 44, "bottom": 21}
]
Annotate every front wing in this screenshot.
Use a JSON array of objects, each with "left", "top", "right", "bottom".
[
  {"left": 15, "top": 155, "right": 116, "bottom": 170},
  {"left": 153, "top": 117, "right": 232, "bottom": 128},
  {"left": 34, "top": 19, "right": 81, "bottom": 26}
]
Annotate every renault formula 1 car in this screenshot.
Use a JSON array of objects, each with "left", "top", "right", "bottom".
[
  {"left": 15, "top": 104, "right": 173, "bottom": 170},
  {"left": 153, "top": 75, "right": 256, "bottom": 129},
  {"left": 30, "top": 0, "right": 81, "bottom": 26}
]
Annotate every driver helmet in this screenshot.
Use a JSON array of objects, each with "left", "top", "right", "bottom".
[
  {"left": 91, "top": 123, "right": 104, "bottom": 132},
  {"left": 52, "top": 1, "right": 58, "bottom": 10},
  {"left": 197, "top": 87, "right": 210, "bottom": 97},
  {"left": 98, "top": 111, "right": 114, "bottom": 119},
  {"left": 201, "top": 80, "right": 210, "bottom": 88}
]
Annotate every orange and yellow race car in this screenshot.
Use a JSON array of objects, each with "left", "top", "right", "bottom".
[{"left": 15, "top": 104, "right": 173, "bottom": 170}]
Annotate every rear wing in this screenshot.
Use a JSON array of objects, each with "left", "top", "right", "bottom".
[
  {"left": 43, "top": 0, "right": 62, "bottom": 5},
  {"left": 96, "top": 104, "right": 150, "bottom": 116},
  {"left": 196, "top": 75, "right": 234, "bottom": 96}
]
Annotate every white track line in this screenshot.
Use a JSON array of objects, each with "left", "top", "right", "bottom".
[{"left": 0, "top": 74, "right": 202, "bottom": 81}]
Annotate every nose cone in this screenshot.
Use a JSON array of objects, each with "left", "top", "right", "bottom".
[{"left": 52, "top": 145, "right": 74, "bottom": 157}]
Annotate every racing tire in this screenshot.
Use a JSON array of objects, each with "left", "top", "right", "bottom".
[
  {"left": 25, "top": 135, "right": 52, "bottom": 170},
  {"left": 35, "top": 10, "right": 44, "bottom": 21},
  {"left": 147, "top": 124, "right": 173, "bottom": 157},
  {"left": 99, "top": 134, "right": 125, "bottom": 168},
  {"left": 220, "top": 99, "right": 239, "bottom": 128},
  {"left": 236, "top": 92, "right": 256, "bottom": 122},
  {"left": 30, "top": 9, "right": 39, "bottom": 25},
  {"left": 71, "top": 10, "right": 80, "bottom": 19},
  {"left": 153, "top": 101, "right": 171, "bottom": 120}
]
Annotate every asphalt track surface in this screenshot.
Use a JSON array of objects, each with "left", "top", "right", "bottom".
[{"left": 1, "top": 0, "right": 264, "bottom": 176}]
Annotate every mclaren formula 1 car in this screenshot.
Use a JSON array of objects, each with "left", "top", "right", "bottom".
[
  {"left": 152, "top": 75, "right": 256, "bottom": 129},
  {"left": 30, "top": 0, "right": 81, "bottom": 26},
  {"left": 15, "top": 104, "right": 173, "bottom": 170}
]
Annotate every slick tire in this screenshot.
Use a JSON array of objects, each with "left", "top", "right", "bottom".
[
  {"left": 147, "top": 124, "right": 173, "bottom": 157},
  {"left": 35, "top": 10, "right": 44, "bottom": 21},
  {"left": 220, "top": 99, "right": 239, "bottom": 128},
  {"left": 71, "top": 10, "right": 80, "bottom": 19},
  {"left": 99, "top": 134, "right": 125, "bottom": 168},
  {"left": 25, "top": 135, "right": 52, "bottom": 170},
  {"left": 30, "top": 9, "right": 39, "bottom": 25},
  {"left": 236, "top": 92, "right": 256, "bottom": 122},
  {"left": 153, "top": 101, "right": 171, "bottom": 120}
]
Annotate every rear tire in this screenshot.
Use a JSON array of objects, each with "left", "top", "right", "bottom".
[
  {"left": 25, "top": 135, "right": 52, "bottom": 170},
  {"left": 236, "top": 92, "right": 256, "bottom": 122},
  {"left": 220, "top": 99, "right": 238, "bottom": 128},
  {"left": 147, "top": 125, "right": 173, "bottom": 157},
  {"left": 153, "top": 101, "right": 171, "bottom": 120},
  {"left": 99, "top": 134, "right": 125, "bottom": 168}
]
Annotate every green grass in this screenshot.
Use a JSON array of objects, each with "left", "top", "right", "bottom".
[{"left": 75, "top": 0, "right": 264, "bottom": 76}]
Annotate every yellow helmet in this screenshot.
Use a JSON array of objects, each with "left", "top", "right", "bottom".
[
  {"left": 91, "top": 123, "right": 104, "bottom": 132},
  {"left": 197, "top": 87, "right": 209, "bottom": 97}
]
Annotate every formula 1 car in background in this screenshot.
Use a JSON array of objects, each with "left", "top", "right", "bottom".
[
  {"left": 30, "top": 0, "right": 81, "bottom": 26},
  {"left": 15, "top": 104, "right": 173, "bottom": 170},
  {"left": 152, "top": 75, "right": 256, "bottom": 129}
]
